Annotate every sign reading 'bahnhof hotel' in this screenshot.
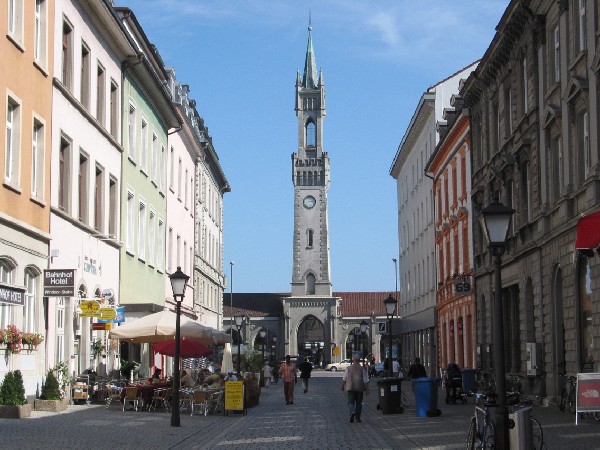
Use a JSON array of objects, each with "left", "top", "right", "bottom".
[
  {"left": 0, "top": 284, "right": 25, "bottom": 306},
  {"left": 44, "top": 269, "right": 76, "bottom": 297}
]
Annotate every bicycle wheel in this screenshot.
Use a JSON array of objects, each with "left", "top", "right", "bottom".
[
  {"left": 530, "top": 416, "right": 543, "bottom": 450},
  {"left": 482, "top": 420, "right": 495, "bottom": 449},
  {"left": 401, "top": 391, "right": 410, "bottom": 408},
  {"left": 594, "top": 411, "right": 600, "bottom": 421},
  {"left": 566, "top": 389, "right": 576, "bottom": 414},
  {"left": 466, "top": 417, "right": 476, "bottom": 450}
]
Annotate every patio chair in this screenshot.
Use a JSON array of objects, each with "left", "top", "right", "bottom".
[
  {"left": 122, "top": 387, "right": 141, "bottom": 412},
  {"left": 149, "top": 388, "right": 170, "bottom": 412},
  {"left": 179, "top": 388, "right": 193, "bottom": 412},
  {"left": 105, "top": 384, "right": 122, "bottom": 409},
  {"left": 207, "top": 390, "right": 223, "bottom": 415},
  {"left": 190, "top": 390, "right": 208, "bottom": 416}
]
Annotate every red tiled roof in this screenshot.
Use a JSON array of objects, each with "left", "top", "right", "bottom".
[{"left": 335, "top": 292, "right": 397, "bottom": 317}]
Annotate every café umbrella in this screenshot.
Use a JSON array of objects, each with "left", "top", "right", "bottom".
[
  {"left": 153, "top": 338, "right": 212, "bottom": 358},
  {"left": 221, "top": 342, "right": 234, "bottom": 374}
]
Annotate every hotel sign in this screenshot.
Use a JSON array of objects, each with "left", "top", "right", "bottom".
[
  {"left": 44, "top": 269, "right": 76, "bottom": 296},
  {"left": 0, "top": 284, "right": 25, "bottom": 306}
]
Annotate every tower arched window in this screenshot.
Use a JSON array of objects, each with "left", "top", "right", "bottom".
[
  {"left": 308, "top": 171, "right": 313, "bottom": 186},
  {"left": 306, "top": 273, "right": 315, "bottom": 295},
  {"left": 305, "top": 120, "right": 316, "bottom": 147},
  {"left": 307, "top": 229, "right": 313, "bottom": 248}
]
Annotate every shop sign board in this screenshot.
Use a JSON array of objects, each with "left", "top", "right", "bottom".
[
  {"left": 224, "top": 381, "right": 244, "bottom": 411},
  {"left": 576, "top": 373, "right": 600, "bottom": 424},
  {"left": 92, "top": 323, "right": 111, "bottom": 331},
  {"left": 43, "top": 269, "right": 75, "bottom": 296},
  {"left": 0, "top": 284, "right": 25, "bottom": 306},
  {"left": 80, "top": 300, "right": 101, "bottom": 317},
  {"left": 98, "top": 306, "right": 125, "bottom": 324},
  {"left": 93, "top": 307, "right": 117, "bottom": 320}
]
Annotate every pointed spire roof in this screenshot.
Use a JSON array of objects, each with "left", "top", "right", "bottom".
[{"left": 302, "top": 21, "right": 318, "bottom": 89}]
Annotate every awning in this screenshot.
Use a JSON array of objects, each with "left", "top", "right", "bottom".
[{"left": 575, "top": 211, "right": 600, "bottom": 257}]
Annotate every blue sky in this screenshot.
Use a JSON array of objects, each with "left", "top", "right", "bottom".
[{"left": 118, "top": 0, "right": 507, "bottom": 293}]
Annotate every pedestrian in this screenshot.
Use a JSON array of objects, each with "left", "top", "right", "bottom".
[
  {"left": 181, "top": 370, "right": 194, "bottom": 388},
  {"left": 407, "top": 357, "right": 427, "bottom": 379},
  {"left": 279, "top": 355, "right": 297, "bottom": 405},
  {"left": 298, "top": 357, "right": 313, "bottom": 393},
  {"left": 262, "top": 362, "right": 272, "bottom": 388},
  {"left": 392, "top": 358, "right": 400, "bottom": 377},
  {"left": 341, "top": 352, "right": 369, "bottom": 423}
]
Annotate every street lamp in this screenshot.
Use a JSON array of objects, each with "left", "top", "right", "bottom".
[
  {"left": 169, "top": 266, "right": 189, "bottom": 428},
  {"left": 259, "top": 329, "right": 267, "bottom": 363},
  {"left": 234, "top": 314, "right": 244, "bottom": 374},
  {"left": 479, "top": 195, "right": 514, "bottom": 450},
  {"left": 347, "top": 333, "right": 354, "bottom": 357},
  {"left": 384, "top": 295, "right": 398, "bottom": 378},
  {"left": 229, "top": 261, "right": 234, "bottom": 336},
  {"left": 360, "top": 319, "right": 368, "bottom": 356}
]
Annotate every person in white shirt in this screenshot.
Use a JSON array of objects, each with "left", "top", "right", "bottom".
[
  {"left": 181, "top": 370, "right": 194, "bottom": 388},
  {"left": 392, "top": 358, "right": 400, "bottom": 378},
  {"left": 341, "top": 353, "right": 369, "bottom": 423}
]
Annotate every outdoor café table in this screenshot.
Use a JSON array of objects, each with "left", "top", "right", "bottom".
[{"left": 120, "top": 383, "right": 171, "bottom": 409}]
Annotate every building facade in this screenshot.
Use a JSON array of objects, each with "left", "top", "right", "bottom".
[
  {"left": 463, "top": 0, "right": 600, "bottom": 400},
  {"left": 425, "top": 92, "right": 476, "bottom": 371},
  {"left": 0, "top": 0, "right": 54, "bottom": 397},
  {"left": 390, "top": 63, "right": 477, "bottom": 377}
]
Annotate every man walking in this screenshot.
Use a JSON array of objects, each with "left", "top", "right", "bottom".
[
  {"left": 279, "top": 355, "right": 297, "bottom": 405},
  {"left": 341, "top": 353, "right": 369, "bottom": 423},
  {"left": 298, "top": 357, "right": 313, "bottom": 393}
]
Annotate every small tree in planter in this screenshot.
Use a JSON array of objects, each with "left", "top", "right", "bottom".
[
  {"left": 36, "top": 370, "right": 68, "bottom": 412},
  {"left": 0, "top": 370, "right": 30, "bottom": 418}
]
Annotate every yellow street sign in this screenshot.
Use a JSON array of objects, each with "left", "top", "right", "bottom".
[
  {"left": 97, "top": 307, "right": 117, "bottom": 320},
  {"left": 332, "top": 346, "right": 341, "bottom": 356},
  {"left": 80, "top": 300, "right": 100, "bottom": 316}
]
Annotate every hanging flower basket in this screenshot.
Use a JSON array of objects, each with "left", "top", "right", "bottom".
[
  {"left": 22, "top": 332, "right": 44, "bottom": 351},
  {"left": 0, "top": 325, "right": 23, "bottom": 355}
]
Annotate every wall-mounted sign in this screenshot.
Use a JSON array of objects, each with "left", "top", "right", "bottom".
[
  {"left": 101, "top": 288, "right": 114, "bottom": 300},
  {"left": 0, "top": 284, "right": 25, "bottom": 306},
  {"left": 378, "top": 322, "right": 387, "bottom": 333},
  {"left": 98, "top": 306, "right": 125, "bottom": 324},
  {"left": 44, "top": 269, "right": 75, "bottom": 296},
  {"left": 94, "top": 307, "right": 116, "bottom": 320},
  {"left": 92, "top": 323, "right": 111, "bottom": 331},
  {"left": 453, "top": 277, "right": 472, "bottom": 296},
  {"left": 80, "top": 300, "right": 101, "bottom": 317}
]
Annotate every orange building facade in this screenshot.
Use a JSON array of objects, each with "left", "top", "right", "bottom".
[{"left": 426, "top": 94, "right": 476, "bottom": 371}]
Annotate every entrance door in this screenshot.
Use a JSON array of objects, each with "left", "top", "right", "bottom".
[{"left": 297, "top": 315, "right": 325, "bottom": 366}]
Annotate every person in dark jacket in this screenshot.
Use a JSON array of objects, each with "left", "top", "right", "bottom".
[
  {"left": 298, "top": 357, "right": 313, "bottom": 393},
  {"left": 407, "top": 357, "right": 427, "bottom": 379},
  {"left": 445, "top": 362, "right": 462, "bottom": 404}
]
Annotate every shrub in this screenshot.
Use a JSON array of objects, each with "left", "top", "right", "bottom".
[
  {"left": 0, "top": 370, "right": 26, "bottom": 406},
  {"left": 40, "top": 370, "right": 61, "bottom": 400}
]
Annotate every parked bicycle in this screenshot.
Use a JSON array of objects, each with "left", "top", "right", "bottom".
[
  {"left": 466, "top": 391, "right": 496, "bottom": 449},
  {"left": 559, "top": 374, "right": 576, "bottom": 413},
  {"left": 505, "top": 375, "right": 544, "bottom": 450}
]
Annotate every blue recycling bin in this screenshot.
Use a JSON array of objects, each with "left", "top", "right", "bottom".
[
  {"left": 462, "top": 369, "right": 476, "bottom": 394},
  {"left": 412, "top": 377, "right": 441, "bottom": 417}
]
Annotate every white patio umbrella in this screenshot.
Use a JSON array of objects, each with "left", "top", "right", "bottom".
[
  {"left": 221, "top": 342, "right": 234, "bottom": 374},
  {"left": 109, "top": 310, "right": 216, "bottom": 344}
]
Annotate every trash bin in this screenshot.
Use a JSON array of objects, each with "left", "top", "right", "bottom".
[
  {"left": 376, "top": 378, "right": 404, "bottom": 414},
  {"left": 509, "top": 405, "right": 533, "bottom": 450},
  {"left": 412, "top": 377, "right": 441, "bottom": 417},
  {"left": 462, "top": 369, "right": 476, "bottom": 394}
]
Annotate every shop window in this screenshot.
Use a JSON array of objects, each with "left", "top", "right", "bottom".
[{"left": 579, "top": 256, "right": 594, "bottom": 371}]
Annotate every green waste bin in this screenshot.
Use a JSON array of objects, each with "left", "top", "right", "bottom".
[
  {"left": 376, "top": 378, "right": 404, "bottom": 414},
  {"left": 412, "top": 377, "right": 441, "bottom": 417}
]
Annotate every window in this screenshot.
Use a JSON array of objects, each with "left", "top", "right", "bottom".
[
  {"left": 55, "top": 297, "right": 65, "bottom": 362},
  {"left": 553, "top": 25, "right": 560, "bottom": 83},
  {"left": 0, "top": 259, "right": 15, "bottom": 328},
  {"left": 80, "top": 43, "right": 90, "bottom": 109},
  {"left": 62, "top": 19, "right": 73, "bottom": 91},
  {"left": 128, "top": 103, "right": 136, "bottom": 159},
  {"left": 184, "top": 168, "right": 189, "bottom": 207},
  {"left": 160, "top": 145, "right": 166, "bottom": 192},
  {"left": 96, "top": 64, "right": 105, "bottom": 126},
  {"left": 151, "top": 133, "right": 157, "bottom": 183},
  {"left": 34, "top": 0, "right": 47, "bottom": 66},
  {"left": 168, "top": 227, "right": 173, "bottom": 271},
  {"left": 23, "top": 268, "right": 38, "bottom": 333},
  {"left": 578, "top": 0, "right": 587, "bottom": 52},
  {"left": 5, "top": 97, "right": 21, "bottom": 185},
  {"left": 108, "top": 176, "right": 117, "bottom": 236},
  {"left": 549, "top": 137, "right": 563, "bottom": 203},
  {"left": 307, "top": 229, "right": 314, "bottom": 248},
  {"left": 583, "top": 111, "right": 590, "bottom": 175},
  {"left": 126, "top": 190, "right": 134, "bottom": 251},
  {"left": 78, "top": 152, "right": 89, "bottom": 223},
  {"left": 183, "top": 241, "right": 187, "bottom": 273},
  {"left": 7, "top": 0, "right": 24, "bottom": 46},
  {"left": 140, "top": 119, "right": 147, "bottom": 171},
  {"left": 110, "top": 80, "right": 119, "bottom": 139},
  {"left": 157, "top": 219, "right": 164, "bottom": 271},
  {"left": 177, "top": 158, "right": 182, "bottom": 199},
  {"left": 31, "top": 119, "right": 44, "bottom": 198},
  {"left": 138, "top": 201, "right": 146, "bottom": 259},
  {"left": 306, "top": 120, "right": 316, "bottom": 147},
  {"left": 306, "top": 273, "right": 315, "bottom": 295},
  {"left": 169, "top": 147, "right": 175, "bottom": 190},
  {"left": 94, "top": 165, "right": 104, "bottom": 232},
  {"left": 176, "top": 235, "right": 181, "bottom": 267},
  {"left": 58, "top": 135, "right": 71, "bottom": 212},
  {"left": 522, "top": 161, "right": 532, "bottom": 223},
  {"left": 148, "top": 211, "right": 156, "bottom": 266},
  {"left": 579, "top": 256, "right": 594, "bottom": 371},
  {"left": 576, "top": 110, "right": 589, "bottom": 185},
  {"left": 521, "top": 57, "right": 528, "bottom": 115}
]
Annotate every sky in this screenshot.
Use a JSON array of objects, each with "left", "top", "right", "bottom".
[{"left": 117, "top": 0, "right": 508, "bottom": 293}]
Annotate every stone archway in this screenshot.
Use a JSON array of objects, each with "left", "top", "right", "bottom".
[{"left": 297, "top": 315, "right": 325, "bottom": 366}]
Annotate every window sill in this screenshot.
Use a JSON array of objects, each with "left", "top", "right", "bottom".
[
  {"left": 128, "top": 155, "right": 137, "bottom": 166},
  {"left": 33, "top": 60, "right": 49, "bottom": 77},
  {"left": 3, "top": 181, "right": 22, "bottom": 194},
  {"left": 6, "top": 33, "right": 25, "bottom": 53},
  {"left": 140, "top": 168, "right": 148, "bottom": 178},
  {"left": 138, "top": 256, "right": 146, "bottom": 264},
  {"left": 126, "top": 250, "right": 135, "bottom": 257},
  {"left": 151, "top": 180, "right": 157, "bottom": 188},
  {"left": 30, "top": 195, "right": 46, "bottom": 207}
]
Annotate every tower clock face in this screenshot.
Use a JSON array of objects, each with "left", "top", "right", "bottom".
[{"left": 303, "top": 196, "right": 316, "bottom": 209}]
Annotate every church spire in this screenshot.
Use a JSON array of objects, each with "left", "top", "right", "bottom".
[{"left": 302, "top": 20, "right": 318, "bottom": 89}]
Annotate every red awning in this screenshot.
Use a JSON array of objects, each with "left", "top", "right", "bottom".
[{"left": 575, "top": 211, "right": 600, "bottom": 257}]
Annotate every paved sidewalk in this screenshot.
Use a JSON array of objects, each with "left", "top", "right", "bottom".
[{"left": 1, "top": 373, "right": 600, "bottom": 449}]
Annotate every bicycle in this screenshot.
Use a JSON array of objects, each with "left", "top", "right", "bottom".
[
  {"left": 558, "top": 374, "right": 576, "bottom": 413},
  {"left": 466, "top": 391, "right": 496, "bottom": 449}
]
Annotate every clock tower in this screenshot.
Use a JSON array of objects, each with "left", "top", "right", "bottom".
[{"left": 291, "top": 24, "right": 331, "bottom": 297}]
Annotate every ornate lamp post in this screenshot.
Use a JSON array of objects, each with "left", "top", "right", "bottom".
[
  {"left": 169, "top": 266, "right": 189, "bottom": 427},
  {"left": 360, "top": 319, "right": 368, "bottom": 357},
  {"left": 479, "top": 195, "right": 514, "bottom": 450},
  {"left": 234, "top": 314, "right": 244, "bottom": 374},
  {"left": 259, "top": 329, "right": 267, "bottom": 362},
  {"left": 384, "top": 295, "right": 398, "bottom": 377},
  {"left": 229, "top": 261, "right": 234, "bottom": 336}
]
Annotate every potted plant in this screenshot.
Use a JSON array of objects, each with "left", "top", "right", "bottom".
[
  {"left": 35, "top": 369, "right": 68, "bottom": 412},
  {"left": 21, "top": 332, "right": 44, "bottom": 351},
  {"left": 0, "top": 370, "right": 31, "bottom": 418}
]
